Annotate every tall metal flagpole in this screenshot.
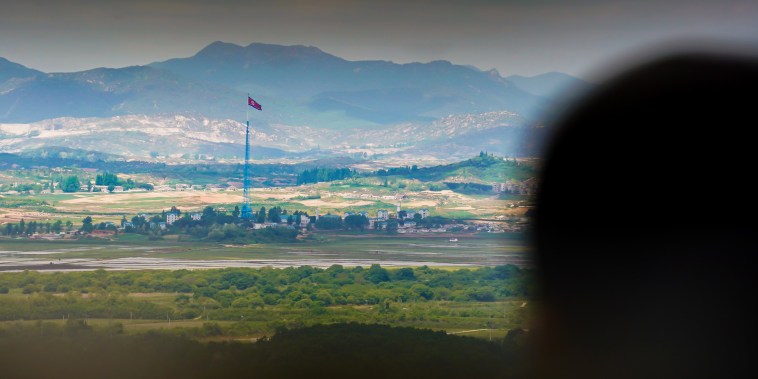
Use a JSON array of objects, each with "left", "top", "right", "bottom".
[{"left": 241, "top": 93, "right": 252, "bottom": 219}]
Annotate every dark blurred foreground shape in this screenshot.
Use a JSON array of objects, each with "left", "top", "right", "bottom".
[{"left": 534, "top": 51, "right": 757, "bottom": 378}]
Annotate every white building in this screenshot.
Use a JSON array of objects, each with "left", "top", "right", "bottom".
[
  {"left": 419, "top": 209, "right": 430, "bottom": 218},
  {"left": 190, "top": 213, "right": 202, "bottom": 221},
  {"left": 166, "top": 213, "right": 179, "bottom": 225},
  {"left": 377, "top": 210, "right": 389, "bottom": 220}
]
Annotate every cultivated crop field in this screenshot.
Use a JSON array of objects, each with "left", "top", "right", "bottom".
[{"left": 1, "top": 182, "right": 532, "bottom": 224}]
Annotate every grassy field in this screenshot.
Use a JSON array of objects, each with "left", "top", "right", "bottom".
[
  {"left": 0, "top": 296, "right": 536, "bottom": 341},
  {"left": 1, "top": 181, "right": 531, "bottom": 223}
]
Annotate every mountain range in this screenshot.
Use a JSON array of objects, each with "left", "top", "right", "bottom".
[{"left": 0, "top": 42, "right": 591, "bottom": 160}]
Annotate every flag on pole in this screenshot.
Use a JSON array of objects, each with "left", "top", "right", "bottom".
[{"left": 248, "top": 96, "right": 262, "bottom": 110}]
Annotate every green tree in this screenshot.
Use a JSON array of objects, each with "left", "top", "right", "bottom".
[
  {"left": 96, "top": 172, "right": 120, "bottom": 186},
  {"left": 344, "top": 214, "right": 369, "bottom": 231},
  {"left": 267, "top": 206, "right": 282, "bottom": 223},
  {"left": 393, "top": 267, "right": 416, "bottom": 281},
  {"left": 60, "top": 175, "right": 80, "bottom": 192},
  {"left": 81, "top": 216, "right": 94, "bottom": 233},
  {"left": 256, "top": 207, "right": 266, "bottom": 223},
  {"left": 367, "top": 264, "right": 390, "bottom": 284},
  {"left": 411, "top": 284, "right": 434, "bottom": 300},
  {"left": 386, "top": 219, "right": 398, "bottom": 234},
  {"left": 202, "top": 206, "right": 216, "bottom": 224}
]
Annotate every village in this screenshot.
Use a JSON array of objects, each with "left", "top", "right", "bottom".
[
  {"left": 4, "top": 194, "right": 526, "bottom": 241},
  {"left": 1, "top": 165, "right": 533, "bottom": 240},
  {"left": 103, "top": 197, "right": 522, "bottom": 236}
]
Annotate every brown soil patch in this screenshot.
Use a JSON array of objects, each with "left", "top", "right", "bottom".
[{"left": 298, "top": 199, "right": 373, "bottom": 207}]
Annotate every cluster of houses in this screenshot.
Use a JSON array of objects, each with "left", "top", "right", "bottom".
[
  {"left": 491, "top": 177, "right": 538, "bottom": 195},
  {"left": 121, "top": 202, "right": 437, "bottom": 233},
  {"left": 122, "top": 211, "right": 204, "bottom": 231},
  {"left": 315, "top": 204, "right": 430, "bottom": 231},
  {"left": 314, "top": 205, "right": 521, "bottom": 234},
  {"left": 21, "top": 203, "right": 522, "bottom": 239}
]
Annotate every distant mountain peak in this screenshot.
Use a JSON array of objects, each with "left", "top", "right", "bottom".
[
  {"left": 195, "top": 41, "right": 245, "bottom": 56},
  {"left": 3, "top": 42, "right": 561, "bottom": 126},
  {"left": 245, "top": 42, "right": 326, "bottom": 55},
  {"left": 193, "top": 41, "right": 337, "bottom": 61},
  {"left": 427, "top": 60, "right": 453, "bottom": 66},
  {"left": 0, "top": 57, "right": 43, "bottom": 82}
]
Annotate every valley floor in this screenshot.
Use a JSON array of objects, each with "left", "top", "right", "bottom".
[{"left": 0, "top": 234, "right": 532, "bottom": 272}]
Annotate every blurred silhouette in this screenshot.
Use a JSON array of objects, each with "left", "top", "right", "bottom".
[{"left": 534, "top": 50, "right": 757, "bottom": 378}]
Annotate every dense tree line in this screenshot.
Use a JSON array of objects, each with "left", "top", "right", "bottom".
[
  {"left": 1, "top": 219, "right": 71, "bottom": 236},
  {"left": 293, "top": 154, "right": 535, "bottom": 189},
  {"left": 2, "top": 152, "right": 366, "bottom": 188},
  {"left": 313, "top": 215, "right": 343, "bottom": 230},
  {"left": 0, "top": 265, "right": 534, "bottom": 322},
  {"left": 443, "top": 182, "right": 493, "bottom": 195},
  {"left": 296, "top": 167, "right": 356, "bottom": 185},
  {"left": 373, "top": 165, "right": 419, "bottom": 177},
  {"left": 94, "top": 172, "right": 137, "bottom": 190}
]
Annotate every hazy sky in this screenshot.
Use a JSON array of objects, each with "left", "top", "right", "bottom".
[{"left": 1, "top": 0, "right": 757, "bottom": 79}]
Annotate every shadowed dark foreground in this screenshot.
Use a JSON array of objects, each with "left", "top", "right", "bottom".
[{"left": 0, "top": 323, "right": 528, "bottom": 379}]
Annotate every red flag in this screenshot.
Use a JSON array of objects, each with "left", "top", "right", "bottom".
[{"left": 248, "top": 96, "right": 262, "bottom": 110}]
